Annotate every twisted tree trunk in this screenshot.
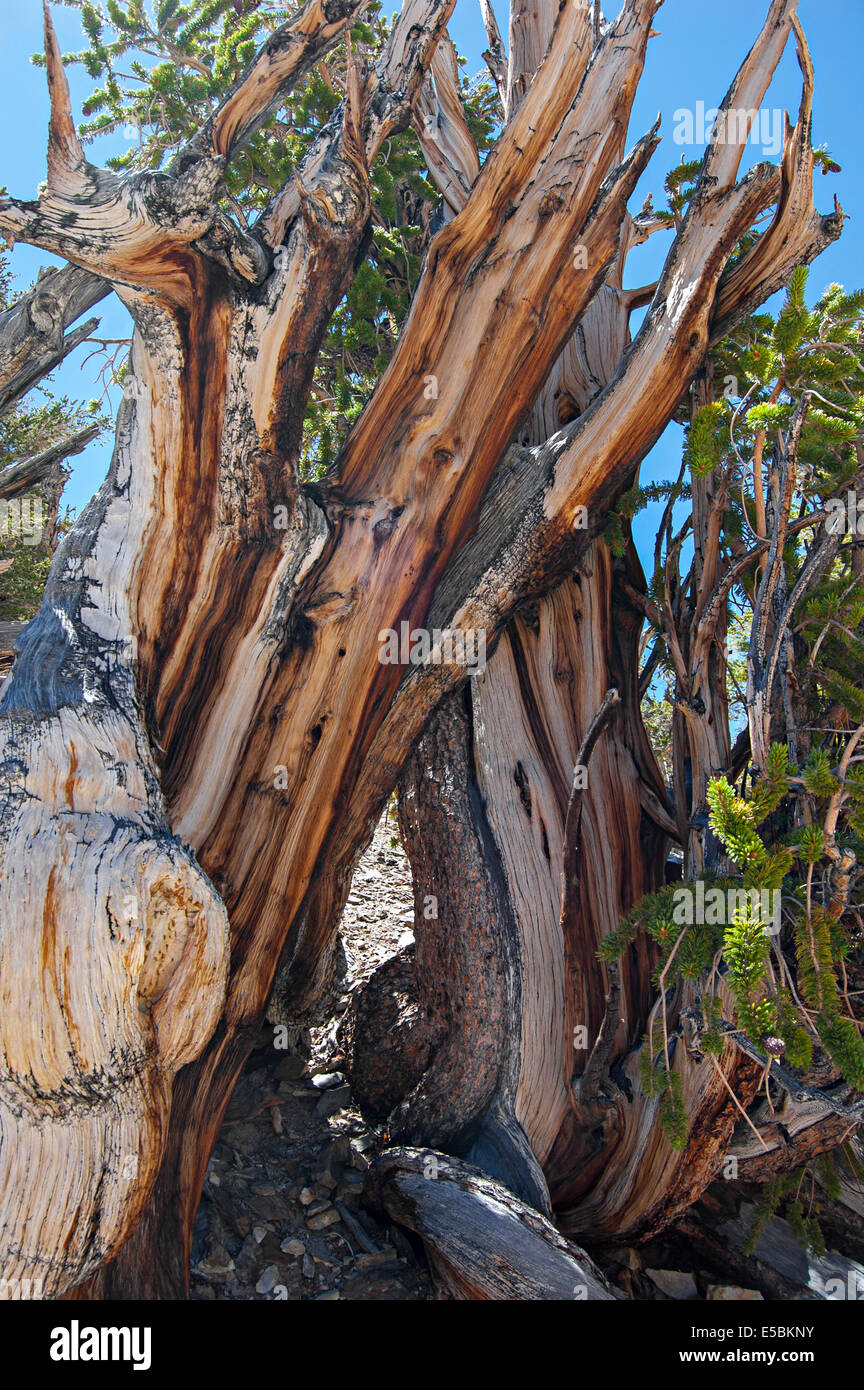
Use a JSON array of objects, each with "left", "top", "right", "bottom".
[
  {"left": 0, "top": 0, "right": 843, "bottom": 1298},
  {"left": 351, "top": 0, "right": 849, "bottom": 1269}
]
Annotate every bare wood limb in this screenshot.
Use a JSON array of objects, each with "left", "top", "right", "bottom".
[
  {"left": 329, "top": 3, "right": 662, "bottom": 504},
  {"left": 506, "top": 0, "right": 589, "bottom": 119},
  {"left": 412, "top": 34, "right": 480, "bottom": 216},
  {"left": 365, "top": 0, "right": 457, "bottom": 156},
  {"left": 43, "top": 1, "right": 88, "bottom": 197},
  {"left": 259, "top": 0, "right": 456, "bottom": 246},
  {"left": 711, "top": 13, "right": 846, "bottom": 340},
  {"left": 0, "top": 423, "right": 100, "bottom": 500},
  {"left": 370, "top": 1148, "right": 617, "bottom": 1299},
  {"left": 703, "top": 0, "right": 797, "bottom": 190},
  {"left": 560, "top": 685, "right": 624, "bottom": 1109},
  {"left": 570, "top": 688, "right": 621, "bottom": 798},
  {"left": 478, "top": 0, "right": 507, "bottom": 101},
  {"left": 620, "top": 281, "right": 659, "bottom": 312},
  {"left": 180, "top": 0, "right": 370, "bottom": 164},
  {"left": 0, "top": 264, "right": 109, "bottom": 415},
  {"left": 574, "top": 960, "right": 622, "bottom": 1108},
  {"left": 1, "top": 4, "right": 355, "bottom": 294}
]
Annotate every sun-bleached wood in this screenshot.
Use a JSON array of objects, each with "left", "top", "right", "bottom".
[
  {"left": 0, "top": 0, "right": 846, "bottom": 1297},
  {"left": 349, "top": 0, "right": 846, "bottom": 1284}
]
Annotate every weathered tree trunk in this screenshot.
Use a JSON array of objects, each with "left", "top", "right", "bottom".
[
  {"left": 0, "top": 0, "right": 843, "bottom": 1298},
  {"left": 350, "top": 0, "right": 848, "bottom": 1275}
]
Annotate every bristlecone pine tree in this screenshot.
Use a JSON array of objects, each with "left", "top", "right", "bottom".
[{"left": 0, "top": 0, "right": 856, "bottom": 1300}]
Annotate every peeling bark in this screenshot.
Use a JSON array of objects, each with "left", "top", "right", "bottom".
[
  {"left": 0, "top": 0, "right": 846, "bottom": 1297},
  {"left": 350, "top": 0, "right": 845, "bottom": 1273}
]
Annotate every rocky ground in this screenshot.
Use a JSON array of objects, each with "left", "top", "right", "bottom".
[{"left": 189, "top": 806, "right": 438, "bottom": 1302}]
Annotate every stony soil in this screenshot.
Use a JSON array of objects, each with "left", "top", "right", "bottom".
[{"left": 189, "top": 808, "right": 437, "bottom": 1302}]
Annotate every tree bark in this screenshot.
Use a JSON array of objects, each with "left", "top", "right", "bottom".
[
  {"left": 351, "top": 0, "right": 847, "bottom": 1264},
  {"left": 0, "top": 0, "right": 844, "bottom": 1297},
  {"left": 0, "top": 263, "right": 108, "bottom": 416},
  {"left": 370, "top": 1148, "right": 616, "bottom": 1299}
]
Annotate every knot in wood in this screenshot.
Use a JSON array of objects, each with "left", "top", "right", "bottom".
[{"left": 538, "top": 190, "right": 565, "bottom": 218}]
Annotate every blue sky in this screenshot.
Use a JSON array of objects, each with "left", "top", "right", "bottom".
[{"left": 1, "top": 0, "right": 860, "bottom": 550}]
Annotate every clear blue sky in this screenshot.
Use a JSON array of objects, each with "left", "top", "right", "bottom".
[{"left": 1, "top": 0, "right": 860, "bottom": 553}]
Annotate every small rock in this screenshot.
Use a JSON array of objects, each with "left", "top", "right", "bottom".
[
  {"left": 306, "top": 1207, "right": 341, "bottom": 1231},
  {"left": 311, "top": 1072, "right": 345, "bottom": 1091},
  {"left": 252, "top": 1225, "right": 269, "bottom": 1244},
  {"left": 250, "top": 1181, "right": 276, "bottom": 1197},
  {"left": 307, "top": 1199, "right": 332, "bottom": 1216},
  {"left": 329, "top": 1137, "right": 352, "bottom": 1165},
  {"left": 706, "top": 1285, "right": 764, "bottom": 1301},
  {"left": 355, "top": 1247, "right": 398, "bottom": 1271},
  {"left": 298, "top": 1187, "right": 316, "bottom": 1206},
  {"left": 197, "top": 1244, "right": 235, "bottom": 1277},
  {"left": 273, "top": 1055, "right": 305, "bottom": 1081},
  {"left": 316, "top": 1290, "right": 341, "bottom": 1300},
  {"left": 302, "top": 1253, "right": 315, "bottom": 1280},
  {"left": 255, "top": 1265, "right": 280, "bottom": 1295},
  {"left": 310, "top": 1249, "right": 340, "bottom": 1268},
  {"left": 313, "top": 1161, "right": 339, "bottom": 1190},
  {"left": 315, "top": 1084, "right": 351, "bottom": 1118},
  {"left": 645, "top": 1268, "right": 698, "bottom": 1301},
  {"left": 280, "top": 1237, "right": 305, "bottom": 1258}
]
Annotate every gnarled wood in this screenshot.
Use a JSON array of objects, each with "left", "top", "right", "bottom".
[
  {"left": 350, "top": 0, "right": 845, "bottom": 1276},
  {"left": 0, "top": 264, "right": 108, "bottom": 416},
  {"left": 0, "top": 0, "right": 847, "bottom": 1299},
  {"left": 0, "top": 423, "right": 100, "bottom": 501},
  {"left": 370, "top": 1148, "right": 616, "bottom": 1299}
]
